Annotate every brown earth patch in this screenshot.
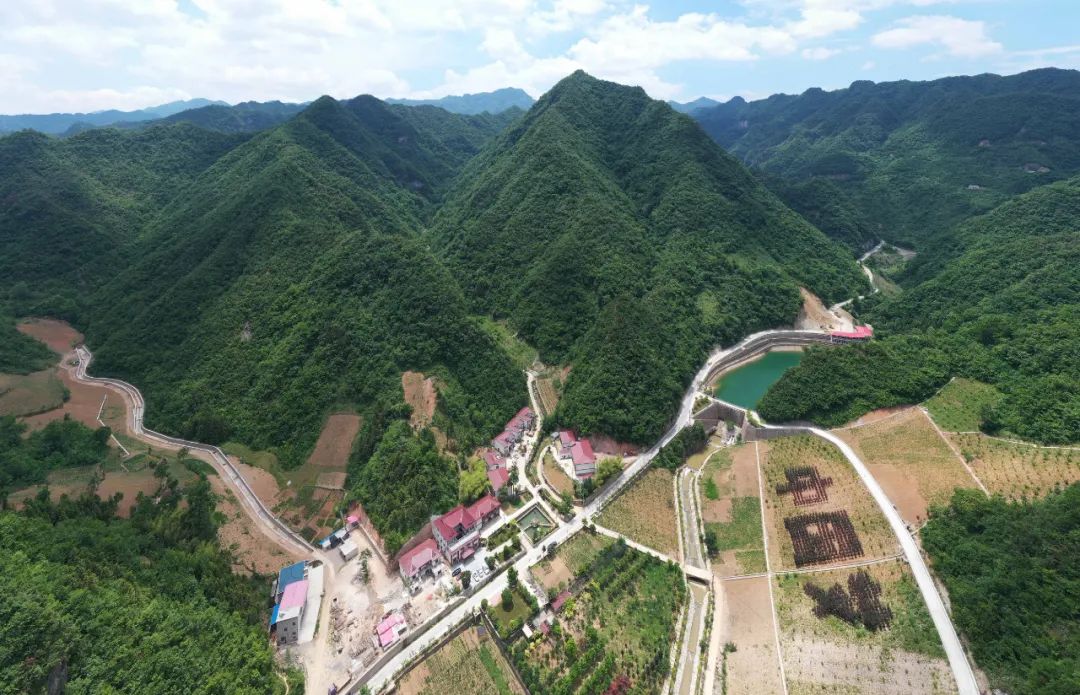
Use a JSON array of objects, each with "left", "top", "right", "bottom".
[
  {"left": 596, "top": 467, "right": 679, "bottom": 558},
  {"left": 306, "top": 413, "right": 361, "bottom": 468},
  {"left": 794, "top": 287, "right": 853, "bottom": 333},
  {"left": 703, "top": 496, "right": 732, "bottom": 523},
  {"left": 586, "top": 433, "right": 639, "bottom": 457},
  {"left": 721, "top": 576, "right": 785, "bottom": 695},
  {"left": 402, "top": 371, "right": 437, "bottom": 429},
  {"left": 19, "top": 364, "right": 113, "bottom": 432},
  {"left": 867, "top": 463, "right": 927, "bottom": 525},
  {"left": 731, "top": 443, "right": 762, "bottom": 498},
  {"left": 210, "top": 474, "right": 304, "bottom": 574},
  {"left": 16, "top": 318, "right": 82, "bottom": 355},
  {"left": 837, "top": 406, "right": 908, "bottom": 429},
  {"left": 228, "top": 458, "right": 284, "bottom": 510},
  {"left": 315, "top": 471, "right": 347, "bottom": 490},
  {"left": 532, "top": 555, "right": 573, "bottom": 593}
]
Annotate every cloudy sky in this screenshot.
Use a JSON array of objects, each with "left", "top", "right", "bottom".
[{"left": 1, "top": 0, "right": 1077, "bottom": 113}]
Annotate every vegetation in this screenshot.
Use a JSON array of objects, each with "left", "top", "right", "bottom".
[
  {"left": 510, "top": 539, "right": 685, "bottom": 694},
  {"left": 0, "top": 312, "right": 54, "bottom": 374},
  {"left": 596, "top": 468, "right": 679, "bottom": 557},
  {"left": 0, "top": 415, "right": 111, "bottom": 495},
  {"left": 694, "top": 68, "right": 1080, "bottom": 251},
  {"left": 761, "top": 176, "right": 1080, "bottom": 443},
  {"left": 348, "top": 421, "right": 457, "bottom": 554},
  {"left": 653, "top": 423, "right": 708, "bottom": 470},
  {"left": 923, "top": 485, "right": 1080, "bottom": 693},
  {"left": 705, "top": 497, "right": 763, "bottom": 567},
  {"left": 925, "top": 378, "right": 1004, "bottom": 432},
  {"left": 0, "top": 461, "right": 285, "bottom": 692},
  {"left": 432, "top": 71, "right": 865, "bottom": 446}
]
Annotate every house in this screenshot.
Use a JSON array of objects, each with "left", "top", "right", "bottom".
[
  {"left": 492, "top": 430, "right": 517, "bottom": 456},
  {"left": 487, "top": 466, "right": 510, "bottom": 493},
  {"left": 375, "top": 612, "right": 407, "bottom": 649},
  {"left": 432, "top": 493, "right": 502, "bottom": 564},
  {"left": 506, "top": 407, "right": 536, "bottom": 434},
  {"left": 570, "top": 439, "right": 596, "bottom": 478},
  {"left": 273, "top": 580, "right": 308, "bottom": 645},
  {"left": 829, "top": 325, "right": 873, "bottom": 344},
  {"left": 551, "top": 590, "right": 572, "bottom": 612},
  {"left": 274, "top": 561, "right": 306, "bottom": 603},
  {"left": 482, "top": 449, "right": 506, "bottom": 471},
  {"left": 398, "top": 538, "right": 440, "bottom": 588},
  {"left": 555, "top": 430, "right": 577, "bottom": 461}
]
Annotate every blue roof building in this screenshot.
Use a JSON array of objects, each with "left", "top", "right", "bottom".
[{"left": 275, "top": 561, "right": 306, "bottom": 601}]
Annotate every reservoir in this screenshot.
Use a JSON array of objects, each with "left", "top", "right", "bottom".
[{"left": 714, "top": 350, "right": 804, "bottom": 409}]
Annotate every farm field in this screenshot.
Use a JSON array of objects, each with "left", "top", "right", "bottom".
[
  {"left": 0, "top": 369, "right": 66, "bottom": 417},
  {"left": 543, "top": 450, "right": 574, "bottom": 495},
  {"left": 531, "top": 530, "right": 613, "bottom": 594},
  {"left": 775, "top": 559, "right": 954, "bottom": 695},
  {"left": 948, "top": 433, "right": 1080, "bottom": 500},
  {"left": 596, "top": 467, "right": 679, "bottom": 558},
  {"left": 397, "top": 624, "right": 525, "bottom": 695},
  {"left": 717, "top": 576, "right": 785, "bottom": 695},
  {"left": 511, "top": 538, "right": 686, "bottom": 694},
  {"left": 531, "top": 365, "right": 568, "bottom": 418},
  {"left": 760, "top": 437, "right": 898, "bottom": 571},
  {"left": 837, "top": 408, "right": 979, "bottom": 526},
  {"left": 924, "top": 379, "right": 1003, "bottom": 433},
  {"left": 701, "top": 444, "right": 766, "bottom": 576}
]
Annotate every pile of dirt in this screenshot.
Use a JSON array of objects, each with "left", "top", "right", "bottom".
[
  {"left": 794, "top": 288, "right": 854, "bottom": 332},
  {"left": 402, "top": 371, "right": 438, "bottom": 428}
]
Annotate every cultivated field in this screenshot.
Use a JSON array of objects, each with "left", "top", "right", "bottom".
[
  {"left": 760, "top": 437, "right": 898, "bottom": 571},
  {"left": 702, "top": 445, "right": 767, "bottom": 576},
  {"left": 532, "top": 365, "right": 568, "bottom": 418},
  {"left": 531, "top": 530, "right": 613, "bottom": 594},
  {"left": 0, "top": 369, "right": 67, "bottom": 417},
  {"left": 596, "top": 467, "right": 680, "bottom": 558},
  {"left": 948, "top": 433, "right": 1080, "bottom": 500},
  {"left": 775, "top": 559, "right": 954, "bottom": 695},
  {"left": 716, "top": 576, "right": 785, "bottom": 695},
  {"left": 397, "top": 625, "right": 525, "bottom": 695},
  {"left": 837, "top": 409, "right": 979, "bottom": 525},
  {"left": 924, "top": 378, "right": 1003, "bottom": 433},
  {"left": 512, "top": 539, "right": 685, "bottom": 693},
  {"left": 542, "top": 450, "right": 574, "bottom": 496}
]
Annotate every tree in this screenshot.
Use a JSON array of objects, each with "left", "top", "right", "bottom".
[
  {"left": 508, "top": 566, "right": 518, "bottom": 588},
  {"left": 460, "top": 570, "right": 472, "bottom": 590},
  {"left": 501, "top": 587, "right": 514, "bottom": 611}
]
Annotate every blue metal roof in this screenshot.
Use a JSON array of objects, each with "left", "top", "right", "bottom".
[
  {"left": 277, "top": 561, "right": 306, "bottom": 591},
  {"left": 270, "top": 604, "right": 280, "bottom": 626}
]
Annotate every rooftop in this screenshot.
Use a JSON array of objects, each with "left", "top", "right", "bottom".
[
  {"left": 557, "top": 430, "right": 576, "bottom": 448},
  {"left": 487, "top": 466, "right": 510, "bottom": 492},
  {"left": 482, "top": 449, "right": 506, "bottom": 469},
  {"left": 571, "top": 439, "right": 595, "bottom": 466},
  {"left": 280, "top": 579, "right": 308, "bottom": 610},
  {"left": 830, "top": 325, "right": 874, "bottom": 339},
  {"left": 277, "top": 561, "right": 306, "bottom": 591},
  {"left": 398, "top": 538, "right": 439, "bottom": 578},
  {"left": 468, "top": 493, "right": 500, "bottom": 519}
]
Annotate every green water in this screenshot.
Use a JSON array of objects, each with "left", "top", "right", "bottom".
[{"left": 714, "top": 350, "right": 804, "bottom": 409}]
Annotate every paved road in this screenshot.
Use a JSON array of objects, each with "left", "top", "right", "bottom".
[
  {"left": 72, "top": 345, "right": 314, "bottom": 557},
  {"left": 678, "top": 468, "right": 706, "bottom": 569}
]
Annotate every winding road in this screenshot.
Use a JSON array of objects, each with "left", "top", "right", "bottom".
[{"left": 71, "top": 345, "right": 314, "bottom": 557}]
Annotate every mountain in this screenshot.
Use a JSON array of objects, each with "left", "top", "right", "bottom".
[
  {"left": 430, "top": 71, "right": 867, "bottom": 444},
  {"left": 80, "top": 95, "right": 523, "bottom": 466},
  {"left": 386, "top": 87, "right": 534, "bottom": 114},
  {"left": 62, "top": 100, "right": 307, "bottom": 136},
  {"left": 0, "top": 98, "right": 228, "bottom": 134},
  {"left": 692, "top": 68, "right": 1080, "bottom": 250},
  {"left": 759, "top": 174, "right": 1080, "bottom": 443},
  {"left": 668, "top": 96, "right": 720, "bottom": 114}
]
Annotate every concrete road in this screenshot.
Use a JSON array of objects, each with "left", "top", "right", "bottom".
[{"left": 678, "top": 468, "right": 706, "bottom": 569}]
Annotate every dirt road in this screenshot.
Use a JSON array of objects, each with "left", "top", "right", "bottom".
[{"left": 678, "top": 468, "right": 706, "bottom": 569}]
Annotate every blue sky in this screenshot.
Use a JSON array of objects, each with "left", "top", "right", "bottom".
[{"left": 1, "top": 1, "right": 1078, "bottom": 113}]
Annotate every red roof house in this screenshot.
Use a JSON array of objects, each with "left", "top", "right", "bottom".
[
  {"left": 432, "top": 494, "right": 501, "bottom": 563},
  {"left": 487, "top": 466, "right": 510, "bottom": 492},
  {"left": 482, "top": 449, "right": 507, "bottom": 470},
  {"left": 398, "top": 538, "right": 439, "bottom": 581},
  {"left": 571, "top": 439, "right": 596, "bottom": 478}
]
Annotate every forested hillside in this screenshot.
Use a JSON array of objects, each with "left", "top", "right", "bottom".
[
  {"left": 924, "top": 485, "right": 1080, "bottom": 694},
  {"left": 759, "top": 176, "right": 1080, "bottom": 443},
  {"left": 432, "top": 71, "right": 866, "bottom": 444},
  {"left": 694, "top": 68, "right": 1080, "bottom": 250}
]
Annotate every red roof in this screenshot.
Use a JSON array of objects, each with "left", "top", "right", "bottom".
[
  {"left": 280, "top": 580, "right": 308, "bottom": 610},
  {"left": 493, "top": 431, "right": 515, "bottom": 448},
  {"left": 516, "top": 407, "right": 533, "bottom": 419},
  {"left": 487, "top": 467, "right": 510, "bottom": 492},
  {"left": 552, "top": 590, "right": 572, "bottom": 612},
  {"left": 557, "top": 430, "right": 576, "bottom": 448},
  {"left": 434, "top": 505, "right": 478, "bottom": 543},
  {"left": 468, "top": 493, "right": 500, "bottom": 519},
  {"left": 398, "top": 538, "right": 438, "bottom": 578},
  {"left": 482, "top": 450, "right": 506, "bottom": 470},
  {"left": 571, "top": 440, "right": 595, "bottom": 467},
  {"left": 830, "top": 325, "right": 874, "bottom": 339}
]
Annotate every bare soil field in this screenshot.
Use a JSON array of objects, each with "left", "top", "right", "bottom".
[
  {"left": 531, "top": 530, "right": 611, "bottom": 593},
  {"left": 396, "top": 625, "right": 525, "bottom": 695},
  {"left": 402, "top": 371, "right": 437, "bottom": 428},
  {"left": 837, "top": 409, "right": 979, "bottom": 526},
  {"left": 717, "top": 576, "right": 785, "bottom": 695},
  {"left": 795, "top": 287, "right": 854, "bottom": 333},
  {"left": 533, "top": 365, "right": 569, "bottom": 417},
  {"left": 9, "top": 464, "right": 179, "bottom": 518},
  {"left": 596, "top": 467, "right": 680, "bottom": 558},
  {"left": 19, "top": 363, "right": 112, "bottom": 432},
  {"left": 761, "top": 437, "right": 897, "bottom": 571},
  {"left": 306, "top": 413, "right": 362, "bottom": 467},
  {"left": 836, "top": 406, "right": 908, "bottom": 429},
  {"left": 17, "top": 318, "right": 82, "bottom": 354},
  {"left": 948, "top": 432, "right": 1080, "bottom": 500},
  {"left": 0, "top": 369, "right": 66, "bottom": 417},
  {"left": 211, "top": 475, "right": 304, "bottom": 574},
  {"left": 542, "top": 451, "right": 574, "bottom": 495},
  {"left": 776, "top": 560, "right": 954, "bottom": 695}
]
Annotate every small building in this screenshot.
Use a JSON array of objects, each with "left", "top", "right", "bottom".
[
  {"left": 487, "top": 466, "right": 510, "bottom": 493},
  {"left": 492, "top": 430, "right": 517, "bottom": 456},
  {"left": 571, "top": 439, "right": 596, "bottom": 478},
  {"left": 339, "top": 538, "right": 359, "bottom": 562},
  {"left": 482, "top": 449, "right": 507, "bottom": 471},
  {"left": 273, "top": 579, "right": 308, "bottom": 645},
  {"left": 829, "top": 325, "right": 874, "bottom": 344},
  {"left": 432, "top": 493, "right": 502, "bottom": 564},
  {"left": 551, "top": 590, "right": 572, "bottom": 613},
  {"left": 274, "top": 561, "right": 307, "bottom": 603},
  {"left": 375, "top": 612, "right": 406, "bottom": 649},
  {"left": 398, "top": 538, "right": 440, "bottom": 588}
]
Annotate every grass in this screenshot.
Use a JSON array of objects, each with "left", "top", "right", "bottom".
[
  {"left": 708, "top": 497, "right": 763, "bottom": 550},
  {"left": 489, "top": 586, "right": 534, "bottom": 638},
  {"left": 596, "top": 467, "right": 679, "bottom": 557},
  {"left": 556, "top": 530, "right": 613, "bottom": 576},
  {"left": 704, "top": 477, "right": 720, "bottom": 500},
  {"left": 398, "top": 626, "right": 522, "bottom": 695},
  {"left": 949, "top": 432, "right": 1080, "bottom": 500},
  {"left": 221, "top": 441, "right": 287, "bottom": 485},
  {"left": 478, "top": 317, "right": 538, "bottom": 372},
  {"left": 924, "top": 378, "right": 1004, "bottom": 432},
  {"left": 0, "top": 369, "right": 67, "bottom": 417},
  {"left": 477, "top": 645, "right": 516, "bottom": 695}
]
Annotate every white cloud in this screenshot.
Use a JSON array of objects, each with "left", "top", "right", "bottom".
[
  {"left": 872, "top": 15, "right": 1002, "bottom": 58},
  {"left": 802, "top": 46, "right": 842, "bottom": 60},
  {"left": 861, "top": 60, "right": 876, "bottom": 70}
]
